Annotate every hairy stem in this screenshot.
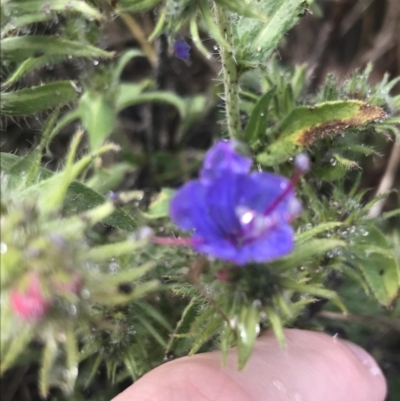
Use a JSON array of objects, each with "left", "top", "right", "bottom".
[{"left": 214, "top": 4, "right": 241, "bottom": 139}]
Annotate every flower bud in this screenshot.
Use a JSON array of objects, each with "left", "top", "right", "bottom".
[
  {"left": 10, "top": 273, "right": 50, "bottom": 321},
  {"left": 295, "top": 153, "right": 311, "bottom": 173}
]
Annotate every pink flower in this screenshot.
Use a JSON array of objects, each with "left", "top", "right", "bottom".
[{"left": 10, "top": 273, "right": 50, "bottom": 321}]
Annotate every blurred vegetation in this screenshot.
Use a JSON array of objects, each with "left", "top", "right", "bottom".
[{"left": 0, "top": 0, "right": 399, "bottom": 400}]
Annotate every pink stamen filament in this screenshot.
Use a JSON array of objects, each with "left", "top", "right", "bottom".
[
  {"left": 263, "top": 169, "right": 302, "bottom": 216},
  {"left": 152, "top": 236, "right": 197, "bottom": 246}
]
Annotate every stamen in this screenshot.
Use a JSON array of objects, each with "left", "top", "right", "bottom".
[
  {"left": 264, "top": 154, "right": 310, "bottom": 216},
  {"left": 152, "top": 236, "right": 197, "bottom": 246}
]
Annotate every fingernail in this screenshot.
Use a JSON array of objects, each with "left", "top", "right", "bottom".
[{"left": 341, "top": 340, "right": 383, "bottom": 377}]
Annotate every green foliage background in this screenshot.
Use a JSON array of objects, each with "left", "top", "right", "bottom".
[{"left": 0, "top": 0, "right": 399, "bottom": 400}]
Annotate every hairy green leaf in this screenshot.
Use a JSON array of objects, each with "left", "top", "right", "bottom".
[
  {"left": 1, "top": 36, "right": 112, "bottom": 62},
  {"left": 244, "top": 87, "right": 276, "bottom": 142},
  {"left": 1, "top": 81, "right": 77, "bottom": 116},
  {"left": 79, "top": 91, "right": 116, "bottom": 149},
  {"left": 236, "top": 0, "right": 311, "bottom": 69},
  {"left": 257, "top": 100, "right": 386, "bottom": 165},
  {"left": 235, "top": 304, "right": 260, "bottom": 369},
  {"left": 2, "top": 0, "right": 102, "bottom": 20},
  {"left": 143, "top": 188, "right": 175, "bottom": 219},
  {"left": 1, "top": 153, "right": 137, "bottom": 231},
  {"left": 2, "top": 56, "right": 65, "bottom": 87}
]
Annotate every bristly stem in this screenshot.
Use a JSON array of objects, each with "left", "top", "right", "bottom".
[{"left": 214, "top": 4, "right": 241, "bottom": 139}]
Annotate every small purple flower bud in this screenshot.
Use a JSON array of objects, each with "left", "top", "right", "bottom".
[
  {"left": 173, "top": 39, "right": 190, "bottom": 60},
  {"left": 295, "top": 153, "right": 311, "bottom": 173}
]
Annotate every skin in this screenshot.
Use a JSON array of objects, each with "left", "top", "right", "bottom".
[{"left": 112, "top": 329, "right": 387, "bottom": 401}]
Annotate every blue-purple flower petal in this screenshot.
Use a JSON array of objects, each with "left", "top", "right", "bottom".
[
  {"left": 200, "top": 140, "right": 252, "bottom": 184},
  {"left": 169, "top": 181, "right": 220, "bottom": 238},
  {"left": 235, "top": 172, "right": 297, "bottom": 217},
  {"left": 173, "top": 39, "right": 190, "bottom": 60}
]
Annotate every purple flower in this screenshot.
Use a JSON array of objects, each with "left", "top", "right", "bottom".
[
  {"left": 173, "top": 39, "right": 191, "bottom": 60},
  {"left": 169, "top": 141, "right": 303, "bottom": 265},
  {"left": 200, "top": 140, "right": 252, "bottom": 184}
]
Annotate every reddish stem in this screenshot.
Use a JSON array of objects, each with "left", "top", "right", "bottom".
[{"left": 152, "top": 236, "right": 195, "bottom": 246}]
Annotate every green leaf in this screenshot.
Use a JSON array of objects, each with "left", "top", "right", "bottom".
[
  {"left": 64, "top": 326, "right": 79, "bottom": 393},
  {"left": 39, "top": 336, "right": 58, "bottom": 397},
  {"left": 236, "top": 0, "right": 310, "bottom": 69},
  {"left": 143, "top": 188, "right": 175, "bottom": 219},
  {"left": 166, "top": 298, "right": 200, "bottom": 354},
  {"left": 189, "top": 312, "right": 222, "bottom": 355},
  {"left": 86, "top": 163, "right": 134, "bottom": 194},
  {"left": 2, "top": 55, "right": 65, "bottom": 87},
  {"left": 79, "top": 91, "right": 116, "bottom": 149},
  {"left": 1, "top": 153, "right": 137, "bottom": 231},
  {"left": 296, "top": 222, "right": 343, "bottom": 244},
  {"left": 8, "top": 109, "right": 60, "bottom": 189},
  {"left": 257, "top": 100, "right": 386, "bottom": 166},
  {"left": 3, "top": 0, "right": 102, "bottom": 20},
  {"left": 235, "top": 304, "right": 260, "bottom": 369},
  {"left": 215, "top": 0, "right": 266, "bottom": 20},
  {"left": 112, "top": 49, "right": 145, "bottom": 82},
  {"left": 273, "top": 239, "right": 346, "bottom": 271},
  {"left": 1, "top": 81, "right": 77, "bottom": 116},
  {"left": 1, "top": 14, "right": 53, "bottom": 36},
  {"left": 349, "top": 227, "right": 400, "bottom": 306},
  {"left": 85, "top": 238, "right": 148, "bottom": 262},
  {"left": 0, "top": 327, "right": 32, "bottom": 374},
  {"left": 244, "top": 87, "right": 276, "bottom": 142},
  {"left": 1, "top": 36, "right": 112, "bottom": 62},
  {"left": 279, "top": 278, "right": 346, "bottom": 312},
  {"left": 353, "top": 250, "right": 400, "bottom": 307},
  {"left": 116, "top": 89, "right": 186, "bottom": 118},
  {"left": 117, "top": 0, "right": 164, "bottom": 13},
  {"left": 264, "top": 305, "right": 285, "bottom": 347}
]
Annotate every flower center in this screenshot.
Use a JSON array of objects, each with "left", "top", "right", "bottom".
[{"left": 235, "top": 206, "right": 276, "bottom": 244}]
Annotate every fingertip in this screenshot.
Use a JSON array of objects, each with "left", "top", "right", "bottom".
[{"left": 112, "top": 329, "right": 387, "bottom": 401}]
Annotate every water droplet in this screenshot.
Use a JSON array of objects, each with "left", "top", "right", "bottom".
[
  {"left": 109, "top": 262, "right": 120, "bottom": 274},
  {"left": 260, "top": 112, "right": 265, "bottom": 117},
  {"left": 93, "top": 60, "right": 99, "bottom": 65},
  {"left": 252, "top": 299, "right": 262, "bottom": 308},
  {"left": 68, "top": 305, "right": 77, "bottom": 315},
  {"left": 330, "top": 158, "right": 337, "bottom": 166},
  {"left": 81, "top": 289, "right": 90, "bottom": 299},
  {"left": 359, "top": 228, "right": 369, "bottom": 236},
  {"left": 273, "top": 380, "right": 286, "bottom": 393},
  {"left": 0, "top": 242, "right": 7, "bottom": 254}
]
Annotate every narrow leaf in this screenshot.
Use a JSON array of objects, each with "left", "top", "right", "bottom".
[
  {"left": 39, "top": 336, "right": 58, "bottom": 397},
  {"left": 79, "top": 91, "right": 116, "bottom": 149},
  {"left": 244, "top": 87, "right": 276, "bottom": 142},
  {"left": 1, "top": 36, "right": 112, "bottom": 62},
  {"left": 1, "top": 81, "right": 77, "bottom": 116},
  {"left": 142, "top": 188, "right": 175, "bottom": 219},
  {"left": 236, "top": 304, "right": 260, "bottom": 369}
]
